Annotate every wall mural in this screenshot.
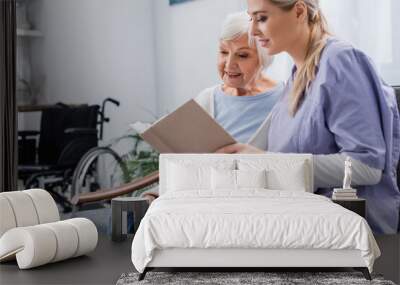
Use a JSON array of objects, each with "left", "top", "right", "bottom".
[{"left": 169, "top": 0, "right": 194, "bottom": 5}]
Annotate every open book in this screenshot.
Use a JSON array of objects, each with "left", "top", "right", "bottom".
[{"left": 130, "top": 99, "right": 236, "bottom": 153}]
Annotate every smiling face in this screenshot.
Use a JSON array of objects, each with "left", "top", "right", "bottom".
[
  {"left": 217, "top": 34, "right": 262, "bottom": 90},
  {"left": 247, "top": 0, "right": 303, "bottom": 56}
]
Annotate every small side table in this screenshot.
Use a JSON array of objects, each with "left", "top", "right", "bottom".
[
  {"left": 332, "top": 198, "right": 366, "bottom": 218},
  {"left": 111, "top": 197, "right": 149, "bottom": 242}
]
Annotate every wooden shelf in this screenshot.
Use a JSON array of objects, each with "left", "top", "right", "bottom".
[
  {"left": 18, "top": 104, "right": 88, "bottom": 112},
  {"left": 17, "top": 29, "right": 43, "bottom": 38}
]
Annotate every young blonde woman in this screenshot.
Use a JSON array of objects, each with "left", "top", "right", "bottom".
[
  {"left": 195, "top": 11, "right": 284, "bottom": 144},
  {"left": 218, "top": 0, "right": 400, "bottom": 234}
]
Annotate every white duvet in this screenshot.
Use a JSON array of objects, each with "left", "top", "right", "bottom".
[{"left": 131, "top": 190, "right": 380, "bottom": 273}]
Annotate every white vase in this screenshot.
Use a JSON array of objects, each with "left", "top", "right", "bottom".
[{"left": 16, "top": 2, "right": 31, "bottom": 30}]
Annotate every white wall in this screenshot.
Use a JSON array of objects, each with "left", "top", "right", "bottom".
[
  {"left": 320, "top": 0, "right": 400, "bottom": 85},
  {"left": 25, "top": 0, "right": 157, "bottom": 145},
  {"left": 152, "top": 0, "right": 248, "bottom": 115}
]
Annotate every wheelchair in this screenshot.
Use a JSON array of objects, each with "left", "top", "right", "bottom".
[{"left": 18, "top": 98, "right": 121, "bottom": 212}]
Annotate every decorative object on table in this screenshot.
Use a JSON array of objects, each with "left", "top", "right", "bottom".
[
  {"left": 343, "top": 156, "right": 353, "bottom": 189},
  {"left": 16, "top": 78, "right": 35, "bottom": 105},
  {"left": 16, "top": 0, "right": 31, "bottom": 29},
  {"left": 169, "top": 0, "right": 194, "bottom": 5},
  {"left": 332, "top": 156, "right": 359, "bottom": 200},
  {"left": 16, "top": 0, "right": 43, "bottom": 106},
  {"left": 0, "top": 189, "right": 98, "bottom": 269},
  {"left": 116, "top": 271, "right": 395, "bottom": 285},
  {"left": 111, "top": 197, "right": 149, "bottom": 242},
  {"left": 332, "top": 187, "right": 358, "bottom": 200}
]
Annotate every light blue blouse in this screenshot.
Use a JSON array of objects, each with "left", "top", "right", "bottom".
[
  {"left": 214, "top": 83, "right": 283, "bottom": 143},
  {"left": 267, "top": 37, "right": 400, "bottom": 234}
]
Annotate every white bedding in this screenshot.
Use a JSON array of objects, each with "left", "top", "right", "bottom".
[{"left": 131, "top": 190, "right": 380, "bottom": 273}]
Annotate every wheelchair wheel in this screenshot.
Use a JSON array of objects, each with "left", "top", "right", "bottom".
[{"left": 70, "top": 147, "right": 129, "bottom": 201}]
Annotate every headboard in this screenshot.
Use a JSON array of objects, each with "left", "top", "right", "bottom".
[{"left": 159, "top": 153, "right": 314, "bottom": 195}]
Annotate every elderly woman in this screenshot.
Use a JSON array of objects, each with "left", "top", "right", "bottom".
[{"left": 195, "top": 11, "right": 284, "bottom": 144}]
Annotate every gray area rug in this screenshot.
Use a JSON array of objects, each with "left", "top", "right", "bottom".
[{"left": 117, "top": 272, "right": 396, "bottom": 285}]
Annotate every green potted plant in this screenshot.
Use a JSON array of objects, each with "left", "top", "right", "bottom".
[{"left": 117, "top": 133, "right": 159, "bottom": 197}]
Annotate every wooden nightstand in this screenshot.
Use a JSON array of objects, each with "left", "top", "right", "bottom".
[{"left": 332, "top": 198, "right": 366, "bottom": 218}]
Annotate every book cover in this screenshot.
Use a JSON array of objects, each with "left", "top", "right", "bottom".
[{"left": 130, "top": 99, "right": 236, "bottom": 153}]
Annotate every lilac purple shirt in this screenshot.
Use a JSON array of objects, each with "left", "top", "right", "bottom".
[{"left": 267, "top": 37, "right": 400, "bottom": 234}]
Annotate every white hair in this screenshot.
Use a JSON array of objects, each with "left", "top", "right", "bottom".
[{"left": 220, "top": 11, "right": 273, "bottom": 71}]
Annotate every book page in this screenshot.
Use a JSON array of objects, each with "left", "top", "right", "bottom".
[{"left": 133, "top": 100, "right": 236, "bottom": 153}]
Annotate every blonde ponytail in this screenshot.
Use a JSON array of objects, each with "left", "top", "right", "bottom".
[{"left": 269, "top": 0, "right": 330, "bottom": 115}]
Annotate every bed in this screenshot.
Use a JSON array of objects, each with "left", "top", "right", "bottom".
[{"left": 131, "top": 154, "right": 380, "bottom": 281}]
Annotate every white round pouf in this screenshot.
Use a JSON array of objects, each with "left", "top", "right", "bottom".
[
  {"left": 65, "top": 218, "right": 98, "bottom": 257},
  {"left": 24, "top": 189, "right": 60, "bottom": 223},
  {"left": 42, "top": 221, "right": 79, "bottom": 262},
  {"left": 1, "top": 192, "right": 39, "bottom": 227},
  {"left": 0, "top": 189, "right": 98, "bottom": 269},
  {"left": 0, "top": 226, "right": 57, "bottom": 269},
  {"left": 0, "top": 196, "right": 17, "bottom": 237}
]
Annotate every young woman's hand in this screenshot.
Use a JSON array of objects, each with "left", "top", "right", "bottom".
[{"left": 216, "top": 143, "right": 265, "bottom": 154}]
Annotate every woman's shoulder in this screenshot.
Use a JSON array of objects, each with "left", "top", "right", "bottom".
[
  {"left": 323, "top": 37, "right": 367, "bottom": 58},
  {"left": 194, "top": 84, "right": 220, "bottom": 113},
  {"left": 321, "top": 37, "right": 373, "bottom": 74},
  {"left": 316, "top": 37, "right": 391, "bottom": 106},
  {"left": 196, "top": 84, "right": 219, "bottom": 97},
  {"left": 194, "top": 84, "right": 219, "bottom": 103}
]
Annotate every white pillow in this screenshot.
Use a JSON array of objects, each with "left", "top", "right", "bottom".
[
  {"left": 166, "top": 160, "right": 235, "bottom": 192},
  {"left": 167, "top": 162, "right": 210, "bottom": 191},
  {"left": 237, "top": 169, "right": 267, "bottom": 189},
  {"left": 266, "top": 165, "right": 307, "bottom": 191},
  {"left": 211, "top": 169, "right": 236, "bottom": 190},
  {"left": 211, "top": 169, "right": 267, "bottom": 190},
  {"left": 238, "top": 159, "right": 308, "bottom": 191}
]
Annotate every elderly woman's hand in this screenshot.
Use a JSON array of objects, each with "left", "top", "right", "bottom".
[{"left": 216, "top": 143, "right": 265, "bottom": 154}]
